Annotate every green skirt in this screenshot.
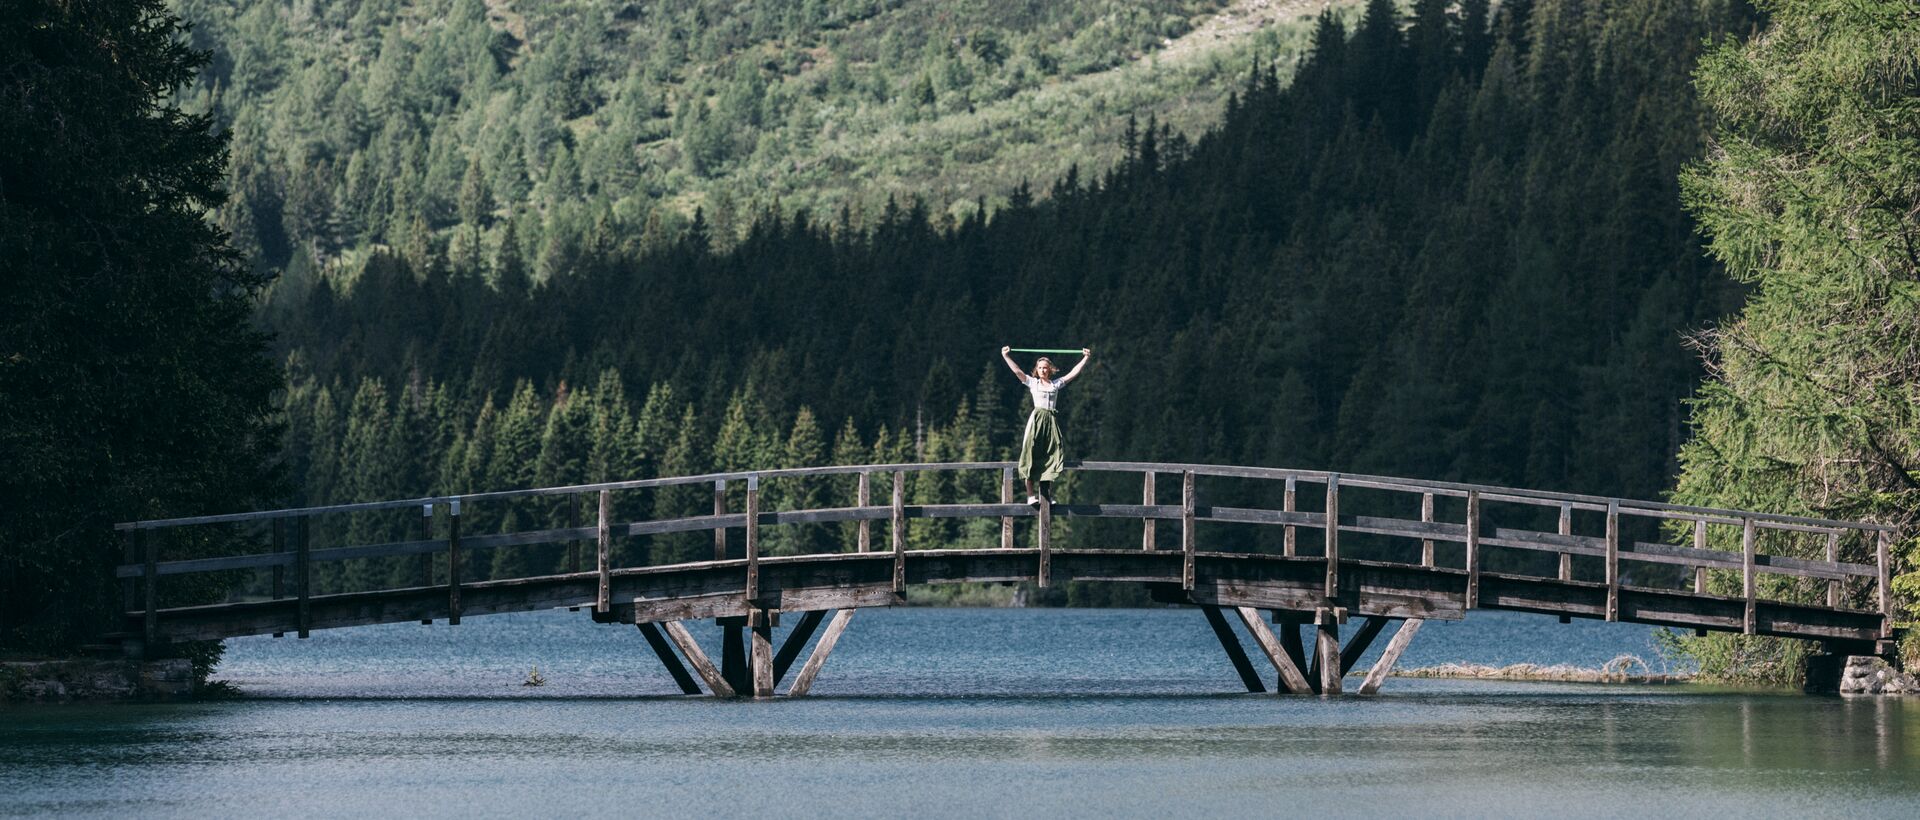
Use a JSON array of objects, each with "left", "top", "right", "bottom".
[{"left": 1019, "top": 408, "right": 1066, "bottom": 482}]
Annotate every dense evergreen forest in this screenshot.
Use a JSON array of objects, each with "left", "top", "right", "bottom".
[{"left": 259, "top": 0, "right": 1761, "bottom": 594}]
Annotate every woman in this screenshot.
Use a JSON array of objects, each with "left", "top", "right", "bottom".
[{"left": 999, "top": 346, "right": 1092, "bottom": 505}]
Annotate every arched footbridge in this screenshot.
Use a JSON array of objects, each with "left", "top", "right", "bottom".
[{"left": 115, "top": 461, "right": 1898, "bottom": 697}]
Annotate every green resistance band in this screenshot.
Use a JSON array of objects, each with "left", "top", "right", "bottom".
[{"left": 1009, "top": 348, "right": 1087, "bottom": 355}]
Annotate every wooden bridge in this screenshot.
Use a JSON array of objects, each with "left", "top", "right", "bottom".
[{"left": 115, "top": 461, "right": 1898, "bottom": 697}]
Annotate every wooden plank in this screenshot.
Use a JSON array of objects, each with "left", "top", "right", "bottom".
[
  {"left": 297, "top": 516, "right": 313, "bottom": 636},
  {"left": 270, "top": 520, "right": 285, "bottom": 637},
  {"left": 1284, "top": 477, "right": 1297, "bottom": 557},
  {"left": 745, "top": 479, "right": 761, "bottom": 601},
  {"left": 787, "top": 608, "right": 856, "bottom": 697},
  {"left": 635, "top": 622, "right": 702, "bottom": 694},
  {"left": 1339, "top": 616, "right": 1390, "bottom": 675},
  {"left": 1826, "top": 530, "right": 1841, "bottom": 609},
  {"left": 1201, "top": 606, "right": 1267, "bottom": 693},
  {"left": 1357, "top": 618, "right": 1424, "bottom": 695},
  {"left": 1316, "top": 616, "right": 1342, "bottom": 694},
  {"left": 1001, "top": 468, "right": 1015, "bottom": 550},
  {"left": 1464, "top": 490, "right": 1478, "bottom": 609},
  {"left": 1181, "top": 471, "right": 1197, "bottom": 590},
  {"left": 419, "top": 503, "right": 434, "bottom": 624},
  {"left": 1878, "top": 530, "right": 1892, "bottom": 637},
  {"left": 1234, "top": 607, "right": 1313, "bottom": 694},
  {"left": 596, "top": 489, "right": 611, "bottom": 613},
  {"left": 1605, "top": 500, "right": 1619, "bottom": 622},
  {"left": 1557, "top": 503, "right": 1572, "bottom": 581},
  {"left": 661, "top": 620, "right": 735, "bottom": 697},
  {"left": 1694, "top": 519, "right": 1708, "bottom": 594},
  {"left": 1037, "top": 491, "right": 1052, "bottom": 588},
  {"left": 891, "top": 471, "right": 906, "bottom": 592},
  {"left": 1325, "top": 476, "right": 1341, "bottom": 600},
  {"left": 857, "top": 472, "right": 872, "bottom": 552},
  {"left": 1741, "top": 516, "right": 1755, "bottom": 635},
  {"left": 142, "top": 528, "right": 157, "bottom": 648},
  {"left": 772, "top": 609, "right": 828, "bottom": 684},
  {"left": 568, "top": 493, "right": 581, "bottom": 574},
  {"left": 1420, "top": 492, "right": 1434, "bottom": 567},
  {"left": 712, "top": 480, "right": 727, "bottom": 561},
  {"left": 1141, "top": 471, "right": 1156, "bottom": 550},
  {"left": 443, "top": 507, "right": 459, "bottom": 627},
  {"left": 751, "top": 619, "right": 775, "bottom": 697}
]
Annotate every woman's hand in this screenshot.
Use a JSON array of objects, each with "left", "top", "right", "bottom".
[
  {"left": 1002, "top": 346, "right": 1011, "bottom": 356},
  {"left": 1081, "top": 348, "right": 1092, "bottom": 358}
]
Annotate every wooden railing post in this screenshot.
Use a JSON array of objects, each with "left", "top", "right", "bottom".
[
  {"left": 270, "top": 519, "right": 287, "bottom": 637},
  {"left": 142, "top": 528, "right": 157, "bottom": 648},
  {"left": 297, "top": 515, "right": 313, "bottom": 636},
  {"left": 1604, "top": 501, "right": 1619, "bottom": 622},
  {"left": 121, "top": 529, "right": 138, "bottom": 616},
  {"left": 596, "top": 489, "right": 611, "bottom": 613},
  {"left": 891, "top": 471, "right": 906, "bottom": 592},
  {"left": 1283, "top": 477, "right": 1297, "bottom": 558},
  {"left": 712, "top": 479, "right": 728, "bottom": 561},
  {"left": 1037, "top": 492, "right": 1052, "bottom": 588},
  {"left": 1325, "top": 475, "right": 1341, "bottom": 600},
  {"left": 1693, "top": 519, "right": 1708, "bottom": 594},
  {"left": 1557, "top": 503, "right": 1572, "bottom": 581},
  {"left": 1182, "top": 471, "right": 1196, "bottom": 590},
  {"left": 1419, "top": 492, "right": 1434, "bottom": 567},
  {"left": 1000, "top": 468, "right": 1015, "bottom": 550},
  {"left": 568, "top": 493, "right": 581, "bottom": 574},
  {"left": 1464, "top": 489, "right": 1478, "bottom": 609},
  {"left": 745, "top": 475, "right": 761, "bottom": 601},
  {"left": 419, "top": 504, "right": 434, "bottom": 625},
  {"left": 1878, "top": 529, "right": 1893, "bottom": 638},
  {"left": 1826, "top": 531, "right": 1841, "bottom": 609},
  {"left": 445, "top": 501, "right": 460, "bottom": 626},
  {"left": 857, "top": 471, "right": 872, "bottom": 553},
  {"left": 1740, "top": 517, "right": 1757, "bottom": 635},
  {"left": 1141, "top": 471, "right": 1156, "bottom": 550}
]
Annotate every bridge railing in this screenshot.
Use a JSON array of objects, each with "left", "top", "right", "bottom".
[{"left": 112, "top": 461, "right": 1896, "bottom": 643}]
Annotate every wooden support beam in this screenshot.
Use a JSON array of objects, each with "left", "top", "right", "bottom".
[
  {"left": 661, "top": 620, "right": 735, "bottom": 697},
  {"left": 1357, "top": 618, "right": 1424, "bottom": 695},
  {"left": 1284, "top": 477, "right": 1298, "bottom": 558},
  {"left": 1741, "top": 516, "right": 1756, "bottom": 635},
  {"left": 745, "top": 477, "right": 761, "bottom": 602},
  {"left": 1420, "top": 492, "right": 1435, "bottom": 567},
  {"left": 568, "top": 493, "right": 581, "bottom": 574},
  {"left": 270, "top": 520, "right": 286, "bottom": 637},
  {"left": 142, "top": 528, "right": 157, "bottom": 648},
  {"left": 1198, "top": 605, "right": 1266, "bottom": 693},
  {"left": 1877, "top": 530, "right": 1892, "bottom": 638},
  {"left": 772, "top": 609, "right": 828, "bottom": 684},
  {"left": 787, "top": 608, "right": 856, "bottom": 697},
  {"left": 1693, "top": 519, "right": 1708, "bottom": 594},
  {"left": 298, "top": 516, "right": 314, "bottom": 635},
  {"left": 1276, "top": 614, "right": 1309, "bottom": 681},
  {"left": 721, "top": 623, "right": 748, "bottom": 694},
  {"left": 1605, "top": 500, "right": 1619, "bottom": 622},
  {"left": 1036, "top": 495, "right": 1052, "bottom": 587},
  {"left": 596, "top": 490, "right": 611, "bottom": 613},
  {"left": 891, "top": 471, "right": 906, "bottom": 592},
  {"left": 1141, "top": 472, "right": 1157, "bottom": 550},
  {"left": 635, "top": 622, "right": 701, "bottom": 695},
  {"left": 1315, "top": 614, "right": 1342, "bottom": 694},
  {"left": 1464, "top": 490, "right": 1478, "bottom": 608},
  {"left": 1325, "top": 475, "right": 1341, "bottom": 600},
  {"left": 1557, "top": 503, "right": 1572, "bottom": 581},
  {"left": 419, "top": 505, "right": 434, "bottom": 623},
  {"left": 712, "top": 480, "right": 727, "bottom": 561},
  {"left": 1234, "top": 607, "right": 1313, "bottom": 695},
  {"left": 1001, "top": 468, "right": 1015, "bottom": 550},
  {"left": 1181, "top": 471, "right": 1197, "bottom": 590},
  {"left": 857, "top": 472, "right": 872, "bottom": 552},
  {"left": 1826, "top": 531, "right": 1841, "bottom": 609},
  {"left": 1339, "top": 615, "right": 1391, "bottom": 676},
  {"left": 751, "top": 617, "right": 775, "bottom": 697}
]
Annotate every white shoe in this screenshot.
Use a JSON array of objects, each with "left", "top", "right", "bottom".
[{"left": 1026, "top": 495, "right": 1041, "bottom": 507}]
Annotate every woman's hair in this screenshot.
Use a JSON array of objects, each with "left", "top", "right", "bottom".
[{"left": 1035, "top": 356, "right": 1054, "bottom": 372}]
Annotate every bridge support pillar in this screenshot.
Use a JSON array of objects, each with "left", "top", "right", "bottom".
[
  {"left": 721, "top": 621, "right": 748, "bottom": 695},
  {"left": 1314, "top": 613, "right": 1342, "bottom": 695}
]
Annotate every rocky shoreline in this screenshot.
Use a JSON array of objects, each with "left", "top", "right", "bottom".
[{"left": 1, "top": 658, "right": 198, "bottom": 703}]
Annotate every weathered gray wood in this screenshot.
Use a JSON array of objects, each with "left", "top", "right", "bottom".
[
  {"left": 1002, "top": 468, "right": 1015, "bottom": 550},
  {"left": 142, "top": 528, "right": 157, "bottom": 648},
  {"left": 568, "top": 493, "right": 581, "bottom": 574},
  {"left": 1694, "top": 519, "right": 1708, "bottom": 594},
  {"left": 661, "top": 620, "right": 734, "bottom": 697},
  {"left": 751, "top": 618, "right": 775, "bottom": 697},
  {"left": 1181, "top": 471, "right": 1197, "bottom": 590},
  {"left": 596, "top": 490, "right": 611, "bottom": 613},
  {"left": 270, "top": 520, "right": 286, "bottom": 637},
  {"left": 1233, "top": 607, "right": 1313, "bottom": 694},
  {"left": 891, "top": 471, "right": 906, "bottom": 592},
  {"left": 1325, "top": 476, "right": 1341, "bottom": 600},
  {"left": 1282, "top": 477, "right": 1298, "bottom": 557},
  {"left": 745, "top": 481, "right": 761, "bottom": 602},
  {"left": 721, "top": 623, "right": 747, "bottom": 694},
  {"left": 1277, "top": 614, "right": 1309, "bottom": 679},
  {"left": 1315, "top": 616, "right": 1342, "bottom": 694},
  {"left": 1742, "top": 516, "right": 1756, "bottom": 635},
  {"left": 121, "top": 529, "right": 138, "bottom": 617},
  {"left": 1464, "top": 490, "right": 1478, "bottom": 609},
  {"left": 1357, "top": 618, "right": 1424, "bottom": 695},
  {"left": 712, "top": 480, "right": 727, "bottom": 561},
  {"left": 635, "top": 622, "right": 702, "bottom": 694},
  {"left": 1605, "top": 501, "right": 1619, "bottom": 622},
  {"left": 1877, "top": 530, "right": 1891, "bottom": 637},
  {"left": 1339, "top": 615, "right": 1390, "bottom": 676},
  {"left": 772, "top": 609, "right": 828, "bottom": 684},
  {"left": 419, "top": 504, "right": 434, "bottom": 624},
  {"left": 1141, "top": 472, "right": 1156, "bottom": 550},
  {"left": 297, "top": 517, "right": 313, "bottom": 636},
  {"left": 1826, "top": 531, "right": 1841, "bottom": 609},
  {"left": 1037, "top": 492, "right": 1052, "bottom": 588},
  {"left": 1557, "top": 504, "right": 1572, "bottom": 581},
  {"left": 1200, "top": 606, "right": 1267, "bottom": 693},
  {"left": 1421, "top": 492, "right": 1435, "bottom": 567},
  {"left": 787, "top": 608, "right": 855, "bottom": 697},
  {"left": 857, "top": 471, "right": 872, "bottom": 552}
]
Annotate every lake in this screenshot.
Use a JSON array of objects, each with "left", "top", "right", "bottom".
[{"left": 3, "top": 608, "right": 1916, "bottom": 817}]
